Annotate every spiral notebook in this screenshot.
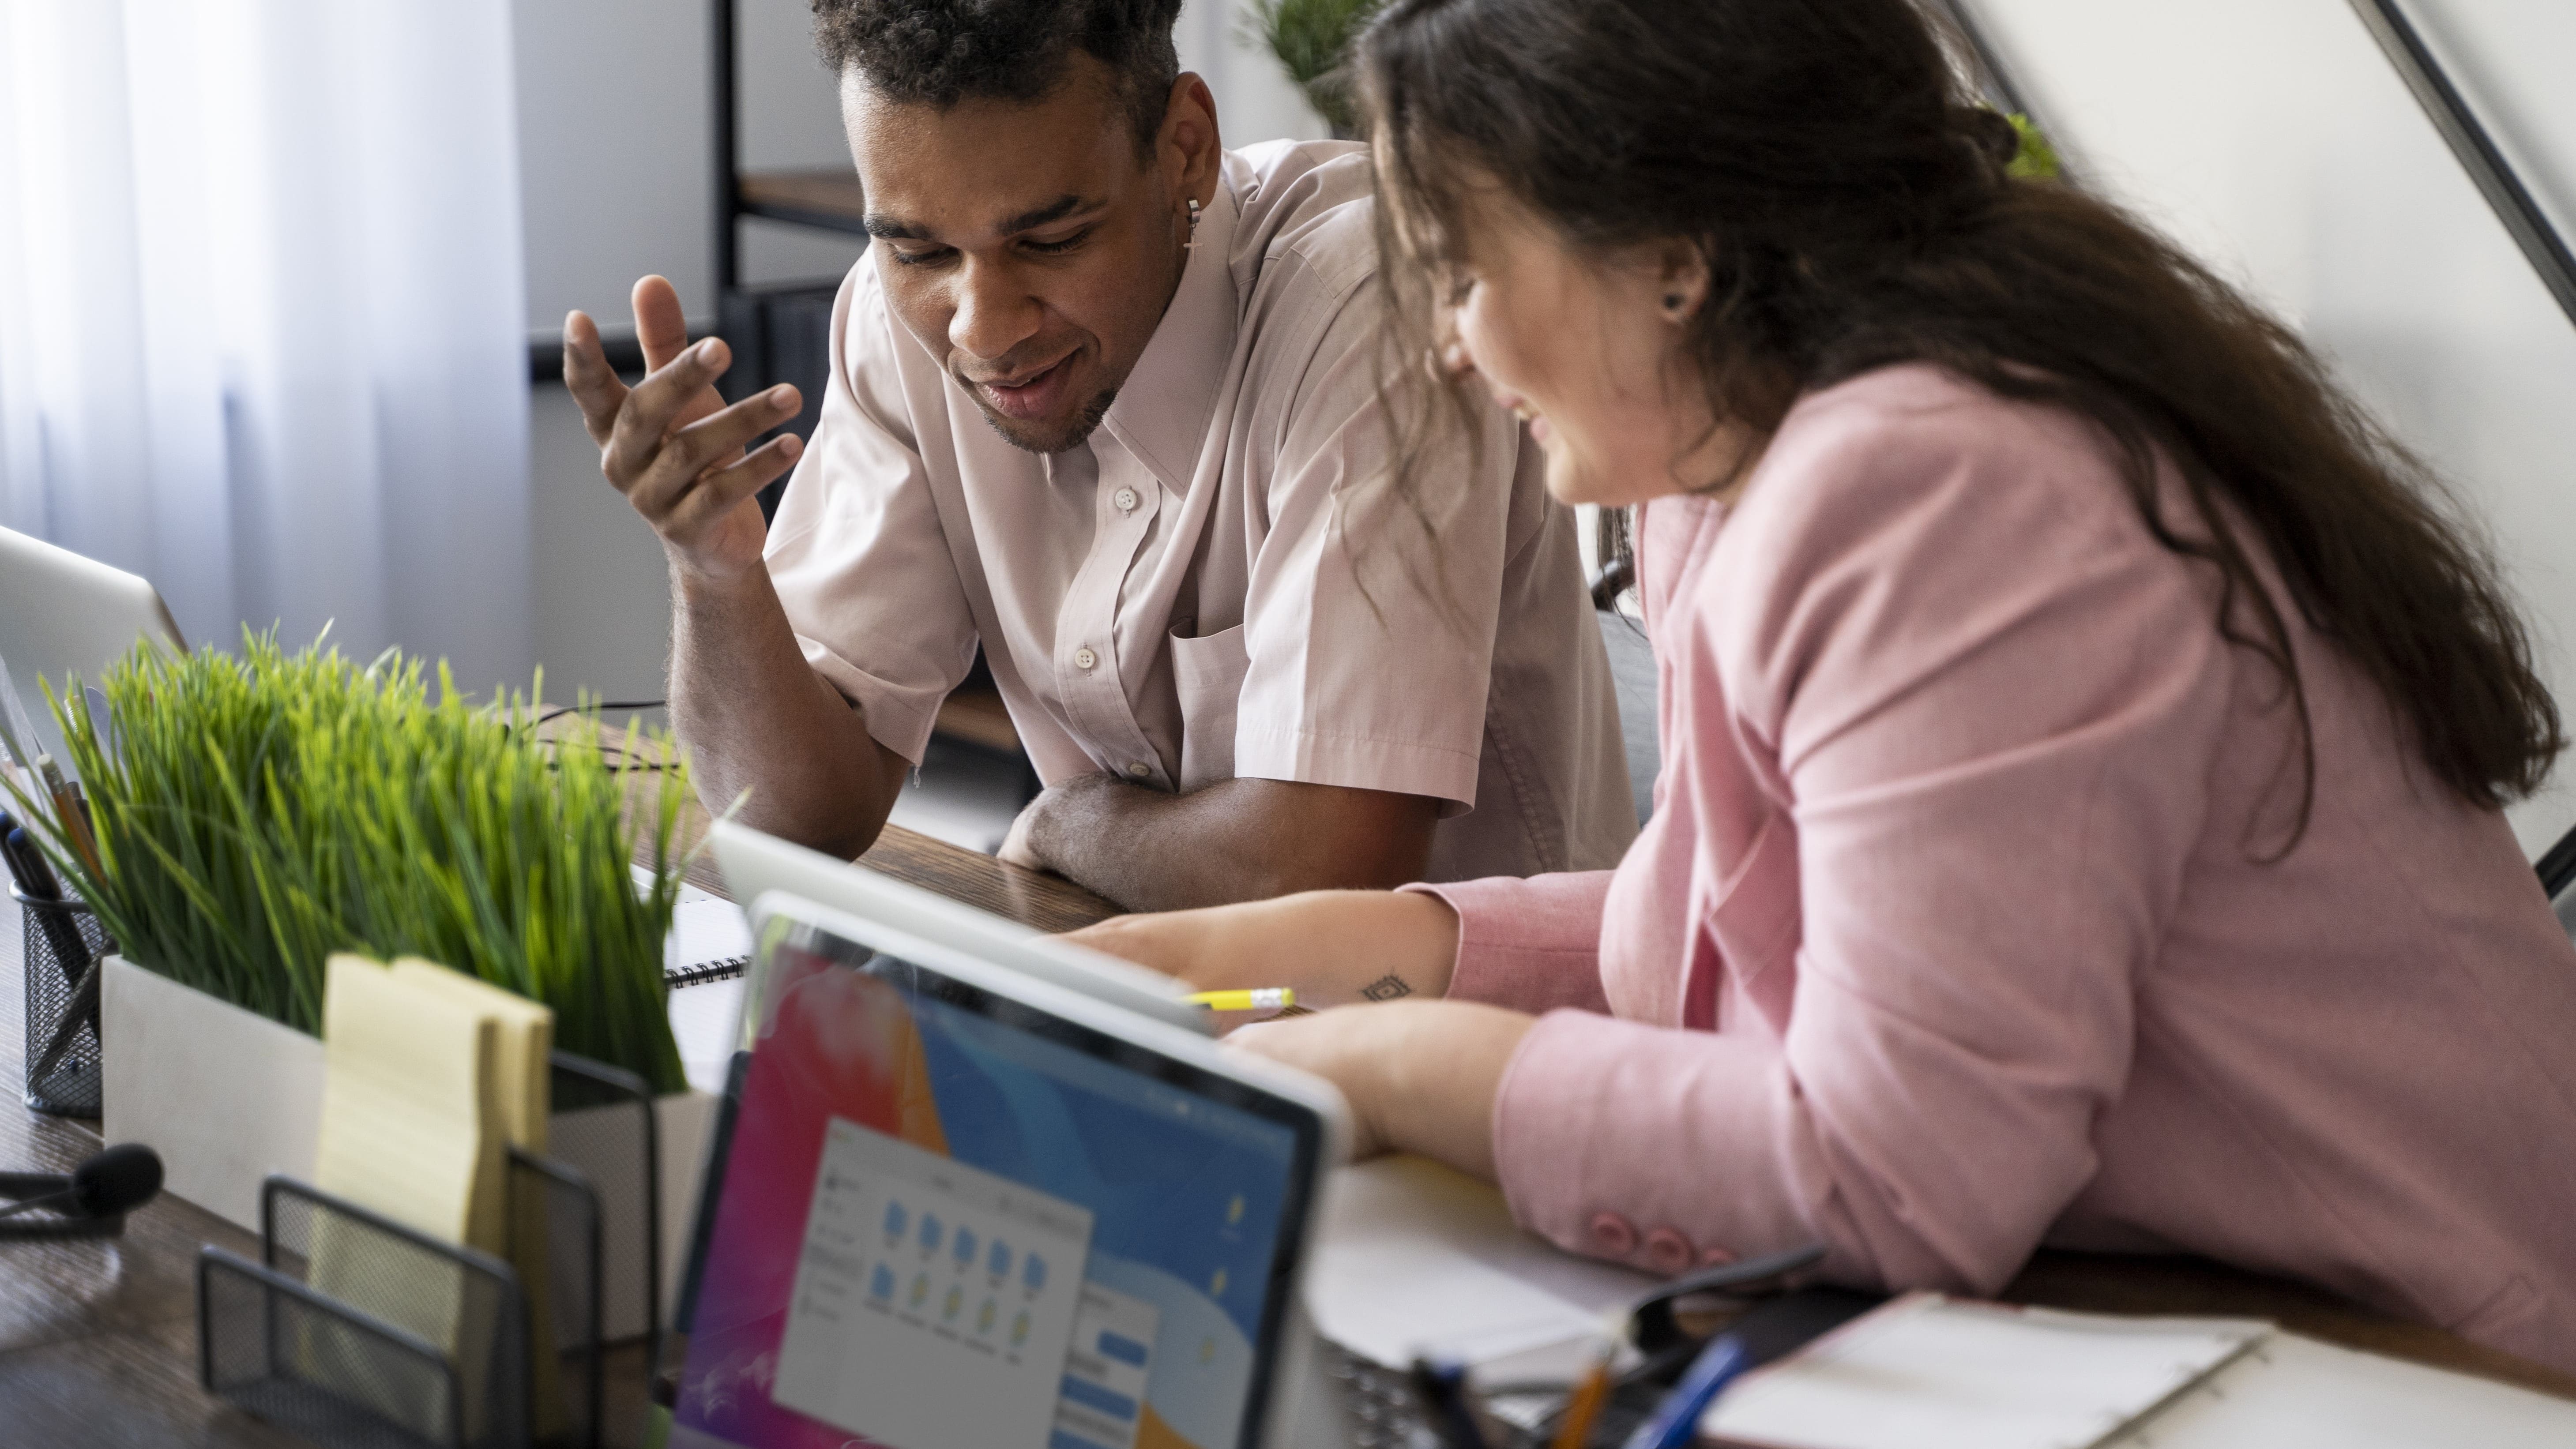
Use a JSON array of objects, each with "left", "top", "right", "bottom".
[
  {"left": 1699, "top": 1292, "right": 2576, "bottom": 1449},
  {"left": 653, "top": 874, "right": 754, "bottom": 987}
]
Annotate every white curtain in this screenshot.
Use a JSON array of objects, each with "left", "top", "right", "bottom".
[{"left": 0, "top": 0, "right": 533, "bottom": 690}]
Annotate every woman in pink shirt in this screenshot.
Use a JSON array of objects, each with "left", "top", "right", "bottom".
[{"left": 1070, "top": 0, "right": 2576, "bottom": 1369}]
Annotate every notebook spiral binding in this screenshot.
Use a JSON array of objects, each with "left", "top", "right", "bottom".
[{"left": 662, "top": 955, "right": 747, "bottom": 988}]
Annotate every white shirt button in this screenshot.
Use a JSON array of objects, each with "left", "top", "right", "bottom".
[
  {"left": 1073, "top": 647, "right": 1098, "bottom": 671},
  {"left": 1125, "top": 762, "right": 1152, "bottom": 779},
  {"left": 1113, "top": 486, "right": 1140, "bottom": 513}
]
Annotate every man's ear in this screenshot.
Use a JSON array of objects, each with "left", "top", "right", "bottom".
[{"left": 1159, "top": 72, "right": 1223, "bottom": 206}]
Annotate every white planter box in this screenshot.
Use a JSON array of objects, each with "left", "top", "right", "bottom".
[
  {"left": 99, "top": 954, "right": 716, "bottom": 1336},
  {"left": 102, "top": 955, "right": 326, "bottom": 1231}
]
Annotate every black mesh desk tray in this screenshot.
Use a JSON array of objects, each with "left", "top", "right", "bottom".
[
  {"left": 199, "top": 1160, "right": 612, "bottom": 1449},
  {"left": 202, "top": 1178, "right": 529, "bottom": 1449}
]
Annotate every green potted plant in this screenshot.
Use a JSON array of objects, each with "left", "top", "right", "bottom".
[
  {"left": 7, "top": 632, "right": 710, "bottom": 1236},
  {"left": 1248, "top": 0, "right": 1386, "bottom": 139}
]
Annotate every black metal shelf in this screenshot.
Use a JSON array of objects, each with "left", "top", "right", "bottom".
[{"left": 2347, "top": 0, "right": 2576, "bottom": 331}]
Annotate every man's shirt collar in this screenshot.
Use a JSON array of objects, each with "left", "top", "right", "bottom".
[{"left": 1094, "top": 177, "right": 1241, "bottom": 494}]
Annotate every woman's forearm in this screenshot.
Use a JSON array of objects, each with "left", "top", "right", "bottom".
[{"left": 1062, "top": 888, "right": 1464, "bottom": 1006}]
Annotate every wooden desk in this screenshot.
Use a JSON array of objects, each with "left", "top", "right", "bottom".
[{"left": 7, "top": 811, "right": 2570, "bottom": 1447}]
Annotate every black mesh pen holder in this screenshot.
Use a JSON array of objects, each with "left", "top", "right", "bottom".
[
  {"left": 199, "top": 1175, "right": 532, "bottom": 1449},
  {"left": 14, "top": 886, "right": 105, "bottom": 1116}
]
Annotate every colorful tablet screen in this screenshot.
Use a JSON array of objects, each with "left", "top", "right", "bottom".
[{"left": 670, "top": 935, "right": 1311, "bottom": 1449}]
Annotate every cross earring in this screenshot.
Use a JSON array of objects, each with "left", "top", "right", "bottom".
[{"left": 1184, "top": 197, "right": 1203, "bottom": 251}]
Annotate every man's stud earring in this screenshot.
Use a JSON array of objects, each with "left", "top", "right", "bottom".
[
  {"left": 1185, "top": 197, "right": 1203, "bottom": 250},
  {"left": 1662, "top": 293, "right": 1687, "bottom": 312}
]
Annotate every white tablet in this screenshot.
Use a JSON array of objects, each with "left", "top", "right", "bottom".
[
  {"left": 708, "top": 817, "right": 1203, "bottom": 1032},
  {"left": 667, "top": 888, "right": 1348, "bottom": 1449}
]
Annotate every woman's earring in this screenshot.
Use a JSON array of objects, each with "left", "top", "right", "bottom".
[
  {"left": 1662, "top": 293, "right": 1689, "bottom": 318},
  {"left": 1184, "top": 197, "right": 1203, "bottom": 251}
]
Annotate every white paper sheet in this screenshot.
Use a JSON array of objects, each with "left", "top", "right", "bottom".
[
  {"left": 2103, "top": 1331, "right": 2576, "bottom": 1449},
  {"left": 666, "top": 976, "right": 744, "bottom": 1096},
  {"left": 1301, "top": 1156, "right": 1658, "bottom": 1370}
]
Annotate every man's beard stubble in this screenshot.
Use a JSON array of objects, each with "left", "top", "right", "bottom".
[{"left": 978, "top": 386, "right": 1118, "bottom": 456}]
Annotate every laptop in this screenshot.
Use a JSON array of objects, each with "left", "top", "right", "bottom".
[
  {"left": 664, "top": 888, "right": 1348, "bottom": 1449},
  {"left": 706, "top": 818, "right": 1204, "bottom": 1032},
  {"left": 0, "top": 525, "right": 187, "bottom": 766}
]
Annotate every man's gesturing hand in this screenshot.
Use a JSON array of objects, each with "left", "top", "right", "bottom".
[{"left": 563, "top": 275, "right": 805, "bottom": 582}]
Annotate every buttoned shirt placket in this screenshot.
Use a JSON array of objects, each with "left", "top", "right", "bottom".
[{"left": 1051, "top": 438, "right": 1170, "bottom": 789}]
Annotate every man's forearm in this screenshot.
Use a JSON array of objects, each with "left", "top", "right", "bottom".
[
  {"left": 1024, "top": 774, "right": 1437, "bottom": 912},
  {"left": 667, "top": 563, "right": 907, "bottom": 859}
]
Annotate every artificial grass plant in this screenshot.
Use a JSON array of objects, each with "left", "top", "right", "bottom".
[
  {"left": 8, "top": 631, "right": 690, "bottom": 1095},
  {"left": 1246, "top": 0, "right": 1384, "bottom": 137}
]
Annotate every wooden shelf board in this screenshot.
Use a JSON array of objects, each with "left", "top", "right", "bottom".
[
  {"left": 738, "top": 169, "right": 868, "bottom": 234},
  {"left": 935, "top": 686, "right": 1022, "bottom": 755}
]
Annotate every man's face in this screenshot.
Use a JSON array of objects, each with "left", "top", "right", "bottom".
[{"left": 846, "top": 60, "right": 1187, "bottom": 455}]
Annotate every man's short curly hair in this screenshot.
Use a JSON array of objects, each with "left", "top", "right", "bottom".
[{"left": 813, "top": 0, "right": 1185, "bottom": 153}]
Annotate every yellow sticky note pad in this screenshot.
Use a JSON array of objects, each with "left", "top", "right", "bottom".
[
  {"left": 315, "top": 953, "right": 500, "bottom": 1246},
  {"left": 389, "top": 957, "right": 553, "bottom": 1156}
]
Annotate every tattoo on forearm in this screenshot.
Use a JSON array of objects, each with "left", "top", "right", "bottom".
[{"left": 1360, "top": 974, "right": 1413, "bottom": 1002}]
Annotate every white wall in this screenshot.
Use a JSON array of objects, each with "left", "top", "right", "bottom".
[
  {"left": 1975, "top": 0, "right": 2576, "bottom": 856},
  {"left": 515, "top": 0, "right": 1327, "bottom": 700},
  {"left": 1178, "top": 0, "right": 1335, "bottom": 152},
  {"left": 515, "top": 0, "right": 1325, "bottom": 338}
]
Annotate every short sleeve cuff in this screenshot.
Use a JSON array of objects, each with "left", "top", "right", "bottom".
[
  {"left": 796, "top": 633, "right": 945, "bottom": 767},
  {"left": 1233, "top": 726, "right": 1481, "bottom": 810},
  {"left": 1401, "top": 872, "right": 1613, "bottom": 1014}
]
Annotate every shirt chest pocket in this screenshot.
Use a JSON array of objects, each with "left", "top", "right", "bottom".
[{"left": 1170, "top": 623, "right": 1251, "bottom": 793}]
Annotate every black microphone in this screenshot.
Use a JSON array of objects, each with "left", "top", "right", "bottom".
[{"left": 0, "top": 1144, "right": 164, "bottom": 1227}]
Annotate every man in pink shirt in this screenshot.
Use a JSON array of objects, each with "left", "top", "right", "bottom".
[{"left": 560, "top": 2, "right": 1631, "bottom": 911}]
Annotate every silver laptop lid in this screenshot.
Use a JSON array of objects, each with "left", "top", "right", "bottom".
[{"left": 0, "top": 525, "right": 186, "bottom": 767}]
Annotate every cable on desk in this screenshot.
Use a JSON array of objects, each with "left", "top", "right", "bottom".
[{"left": 528, "top": 698, "right": 668, "bottom": 728}]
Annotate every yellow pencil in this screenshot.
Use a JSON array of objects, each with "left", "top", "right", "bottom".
[
  {"left": 1187, "top": 987, "right": 1296, "bottom": 1011},
  {"left": 1551, "top": 1352, "right": 1615, "bottom": 1449}
]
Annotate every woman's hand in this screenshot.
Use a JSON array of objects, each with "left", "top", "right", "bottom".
[
  {"left": 1060, "top": 889, "right": 1464, "bottom": 1007},
  {"left": 1227, "top": 1000, "right": 1537, "bottom": 1177}
]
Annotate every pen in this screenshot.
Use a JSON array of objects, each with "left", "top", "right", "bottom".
[
  {"left": 0, "top": 666, "right": 101, "bottom": 877},
  {"left": 1188, "top": 987, "right": 1295, "bottom": 1011},
  {"left": 7, "top": 823, "right": 90, "bottom": 990},
  {"left": 1408, "top": 1358, "right": 1489, "bottom": 1449},
  {"left": 1621, "top": 1333, "right": 1752, "bottom": 1449},
  {"left": 1551, "top": 1348, "right": 1616, "bottom": 1449},
  {"left": 42, "top": 767, "right": 99, "bottom": 877},
  {"left": 0, "top": 811, "right": 42, "bottom": 896}
]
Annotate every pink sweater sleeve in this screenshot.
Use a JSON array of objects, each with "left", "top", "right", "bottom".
[
  {"left": 1488, "top": 383, "right": 2235, "bottom": 1295},
  {"left": 1401, "top": 873, "right": 1614, "bottom": 1015}
]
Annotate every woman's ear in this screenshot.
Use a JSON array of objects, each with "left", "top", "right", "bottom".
[{"left": 1655, "top": 239, "right": 1710, "bottom": 323}]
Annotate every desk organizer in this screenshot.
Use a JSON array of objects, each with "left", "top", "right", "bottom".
[
  {"left": 200, "top": 1169, "right": 611, "bottom": 1449},
  {"left": 14, "top": 886, "right": 104, "bottom": 1116},
  {"left": 102, "top": 958, "right": 722, "bottom": 1327},
  {"left": 545, "top": 1054, "right": 664, "bottom": 1361}
]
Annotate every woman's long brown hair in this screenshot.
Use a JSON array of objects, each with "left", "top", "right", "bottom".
[{"left": 1358, "top": 0, "right": 2562, "bottom": 842}]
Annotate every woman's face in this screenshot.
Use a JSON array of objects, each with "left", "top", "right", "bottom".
[{"left": 1431, "top": 186, "right": 1736, "bottom": 507}]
